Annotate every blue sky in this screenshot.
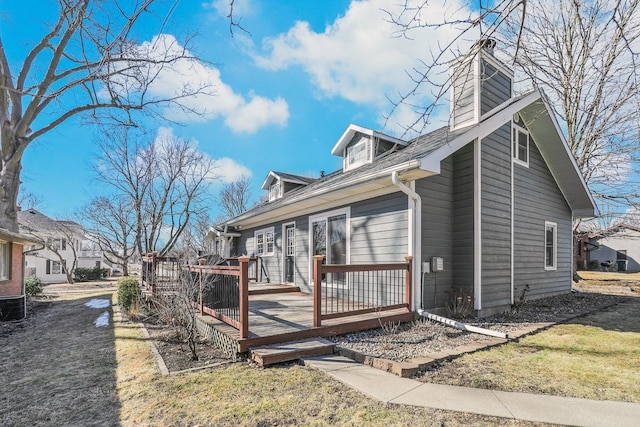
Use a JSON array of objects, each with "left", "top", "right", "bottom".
[{"left": 4, "top": 0, "right": 480, "bottom": 220}]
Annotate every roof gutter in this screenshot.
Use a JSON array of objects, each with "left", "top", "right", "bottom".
[{"left": 228, "top": 159, "right": 430, "bottom": 229}]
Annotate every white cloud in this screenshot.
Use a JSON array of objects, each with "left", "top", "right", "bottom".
[
  {"left": 154, "top": 127, "right": 252, "bottom": 184},
  {"left": 107, "top": 34, "right": 288, "bottom": 134},
  {"left": 204, "top": 0, "right": 255, "bottom": 18},
  {"left": 213, "top": 157, "right": 253, "bottom": 183},
  {"left": 255, "top": 0, "right": 478, "bottom": 134}
]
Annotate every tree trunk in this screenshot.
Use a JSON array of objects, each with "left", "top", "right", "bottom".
[
  {"left": 122, "top": 261, "right": 129, "bottom": 276},
  {"left": 0, "top": 158, "right": 22, "bottom": 232}
]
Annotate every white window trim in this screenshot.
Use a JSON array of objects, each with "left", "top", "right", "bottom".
[
  {"left": 512, "top": 123, "right": 530, "bottom": 167},
  {"left": 544, "top": 221, "right": 557, "bottom": 271},
  {"left": 0, "top": 241, "right": 9, "bottom": 281},
  {"left": 282, "top": 221, "right": 296, "bottom": 283},
  {"left": 343, "top": 137, "right": 372, "bottom": 171},
  {"left": 254, "top": 226, "right": 275, "bottom": 257},
  {"left": 268, "top": 180, "right": 282, "bottom": 202},
  {"left": 308, "top": 207, "right": 351, "bottom": 286}
]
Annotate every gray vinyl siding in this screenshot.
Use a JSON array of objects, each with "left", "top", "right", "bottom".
[
  {"left": 417, "top": 158, "right": 454, "bottom": 309},
  {"left": 480, "top": 124, "right": 513, "bottom": 310},
  {"left": 451, "top": 59, "right": 476, "bottom": 127},
  {"left": 480, "top": 58, "right": 511, "bottom": 115},
  {"left": 283, "top": 181, "right": 302, "bottom": 194},
  {"left": 452, "top": 143, "right": 475, "bottom": 290},
  {"left": 350, "top": 193, "right": 408, "bottom": 264},
  {"left": 238, "top": 192, "right": 408, "bottom": 294},
  {"left": 514, "top": 132, "right": 572, "bottom": 299}
]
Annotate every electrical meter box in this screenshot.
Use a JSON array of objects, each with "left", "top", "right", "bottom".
[{"left": 431, "top": 256, "right": 444, "bottom": 272}]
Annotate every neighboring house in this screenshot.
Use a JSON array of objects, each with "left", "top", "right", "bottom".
[
  {"left": 0, "top": 227, "right": 38, "bottom": 321},
  {"left": 214, "top": 40, "right": 596, "bottom": 316},
  {"left": 586, "top": 224, "right": 640, "bottom": 272},
  {"left": 18, "top": 209, "right": 106, "bottom": 283}
]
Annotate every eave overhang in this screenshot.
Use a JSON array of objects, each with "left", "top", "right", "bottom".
[
  {"left": 228, "top": 161, "right": 436, "bottom": 230},
  {"left": 519, "top": 96, "right": 597, "bottom": 218},
  {"left": 420, "top": 90, "right": 597, "bottom": 218},
  {"left": 0, "top": 227, "right": 40, "bottom": 245}
]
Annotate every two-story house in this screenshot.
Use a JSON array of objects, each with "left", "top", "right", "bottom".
[
  {"left": 18, "top": 209, "right": 104, "bottom": 284},
  {"left": 210, "top": 40, "right": 596, "bottom": 317}
]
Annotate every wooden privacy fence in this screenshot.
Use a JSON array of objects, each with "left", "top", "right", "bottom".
[{"left": 312, "top": 255, "right": 412, "bottom": 327}]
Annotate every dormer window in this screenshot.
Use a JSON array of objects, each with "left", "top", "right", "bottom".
[
  {"left": 344, "top": 137, "right": 372, "bottom": 171},
  {"left": 269, "top": 181, "right": 282, "bottom": 202}
]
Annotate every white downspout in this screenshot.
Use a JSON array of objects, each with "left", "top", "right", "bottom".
[
  {"left": 391, "top": 173, "right": 508, "bottom": 340},
  {"left": 391, "top": 171, "right": 421, "bottom": 311}
]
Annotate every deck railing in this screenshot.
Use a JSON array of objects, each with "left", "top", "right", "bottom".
[
  {"left": 141, "top": 253, "right": 181, "bottom": 294},
  {"left": 142, "top": 253, "right": 412, "bottom": 339},
  {"left": 184, "top": 257, "right": 250, "bottom": 339},
  {"left": 312, "top": 255, "right": 412, "bottom": 327}
]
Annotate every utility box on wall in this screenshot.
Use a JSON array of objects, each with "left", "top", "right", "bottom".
[{"left": 431, "top": 257, "right": 444, "bottom": 272}]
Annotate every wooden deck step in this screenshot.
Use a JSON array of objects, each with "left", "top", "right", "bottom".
[
  {"left": 248, "top": 284, "right": 301, "bottom": 296},
  {"left": 250, "top": 338, "right": 335, "bottom": 367}
]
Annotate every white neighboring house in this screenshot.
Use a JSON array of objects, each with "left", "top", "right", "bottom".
[
  {"left": 18, "top": 209, "right": 107, "bottom": 283},
  {"left": 587, "top": 224, "right": 640, "bottom": 272}
]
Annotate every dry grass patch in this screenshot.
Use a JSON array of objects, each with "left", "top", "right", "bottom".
[
  {"left": 115, "top": 307, "right": 543, "bottom": 426},
  {"left": 419, "top": 299, "right": 640, "bottom": 402},
  {"left": 578, "top": 271, "right": 640, "bottom": 281}
]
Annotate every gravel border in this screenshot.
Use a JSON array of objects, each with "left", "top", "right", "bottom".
[{"left": 328, "top": 292, "right": 629, "bottom": 377}]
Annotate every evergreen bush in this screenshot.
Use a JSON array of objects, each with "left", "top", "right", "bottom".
[
  {"left": 25, "top": 276, "right": 44, "bottom": 297},
  {"left": 117, "top": 277, "right": 141, "bottom": 312}
]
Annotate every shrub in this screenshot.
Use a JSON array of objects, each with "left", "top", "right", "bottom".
[
  {"left": 25, "top": 276, "right": 44, "bottom": 297},
  {"left": 445, "top": 287, "right": 474, "bottom": 319},
  {"left": 117, "top": 277, "right": 141, "bottom": 312},
  {"left": 74, "top": 266, "right": 109, "bottom": 282}
]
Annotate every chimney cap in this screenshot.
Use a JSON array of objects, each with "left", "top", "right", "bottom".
[{"left": 474, "top": 38, "right": 496, "bottom": 54}]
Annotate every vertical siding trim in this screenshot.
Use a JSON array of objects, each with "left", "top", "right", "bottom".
[
  {"left": 510, "top": 120, "right": 515, "bottom": 305},
  {"left": 474, "top": 138, "right": 482, "bottom": 310},
  {"left": 473, "top": 56, "right": 481, "bottom": 126}
]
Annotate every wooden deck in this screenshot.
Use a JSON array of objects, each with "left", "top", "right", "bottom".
[{"left": 199, "top": 282, "right": 415, "bottom": 353}]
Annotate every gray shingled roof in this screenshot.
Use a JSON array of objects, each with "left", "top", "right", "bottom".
[
  {"left": 233, "top": 125, "right": 464, "bottom": 222},
  {"left": 18, "top": 209, "right": 83, "bottom": 237},
  {"left": 270, "top": 171, "right": 316, "bottom": 184}
]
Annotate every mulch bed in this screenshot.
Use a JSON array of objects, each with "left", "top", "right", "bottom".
[{"left": 142, "top": 321, "right": 234, "bottom": 373}]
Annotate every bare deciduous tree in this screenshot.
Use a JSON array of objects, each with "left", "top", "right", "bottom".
[
  {"left": 0, "top": 0, "right": 212, "bottom": 232},
  {"left": 216, "top": 175, "right": 252, "bottom": 221},
  {"left": 80, "top": 195, "right": 137, "bottom": 276},
  {"left": 387, "top": 0, "right": 640, "bottom": 216},
  {"left": 172, "top": 210, "right": 213, "bottom": 261},
  {"left": 94, "top": 128, "right": 216, "bottom": 257},
  {"left": 504, "top": 0, "right": 640, "bottom": 214}
]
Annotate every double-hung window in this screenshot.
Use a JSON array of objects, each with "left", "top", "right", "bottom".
[
  {"left": 344, "top": 137, "right": 371, "bottom": 171},
  {"left": 254, "top": 227, "right": 275, "bottom": 256},
  {"left": 0, "top": 241, "right": 10, "bottom": 280},
  {"left": 269, "top": 182, "right": 281, "bottom": 202},
  {"left": 544, "top": 221, "right": 557, "bottom": 270},
  {"left": 512, "top": 124, "right": 529, "bottom": 166}
]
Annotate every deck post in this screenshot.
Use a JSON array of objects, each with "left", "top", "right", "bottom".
[
  {"left": 198, "top": 258, "right": 207, "bottom": 316},
  {"left": 198, "top": 267, "right": 203, "bottom": 315},
  {"left": 405, "top": 256, "right": 413, "bottom": 309},
  {"left": 313, "top": 255, "right": 325, "bottom": 327},
  {"left": 238, "top": 256, "right": 250, "bottom": 339},
  {"left": 151, "top": 252, "right": 158, "bottom": 296}
]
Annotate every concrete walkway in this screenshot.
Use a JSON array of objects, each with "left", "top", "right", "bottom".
[{"left": 303, "top": 355, "right": 640, "bottom": 427}]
